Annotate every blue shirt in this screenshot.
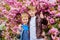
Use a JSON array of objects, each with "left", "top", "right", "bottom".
[
  {"left": 22, "top": 24, "right": 29, "bottom": 31},
  {"left": 20, "top": 24, "right": 29, "bottom": 40}
]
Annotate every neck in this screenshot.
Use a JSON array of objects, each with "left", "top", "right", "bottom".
[
  {"left": 31, "top": 15, "right": 35, "bottom": 17},
  {"left": 23, "top": 23, "right": 27, "bottom": 25}
]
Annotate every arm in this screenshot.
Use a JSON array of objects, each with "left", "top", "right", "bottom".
[{"left": 16, "top": 24, "right": 22, "bottom": 35}]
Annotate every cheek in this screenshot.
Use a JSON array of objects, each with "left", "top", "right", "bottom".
[
  {"left": 26, "top": 19, "right": 28, "bottom": 22},
  {"left": 22, "top": 19, "right": 25, "bottom": 23},
  {"left": 22, "top": 18, "right": 28, "bottom": 24}
]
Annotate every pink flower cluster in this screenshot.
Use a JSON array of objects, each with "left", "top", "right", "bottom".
[
  {"left": 0, "top": 0, "right": 60, "bottom": 40},
  {"left": 48, "top": 27, "right": 60, "bottom": 40},
  {"left": 48, "top": 27, "right": 59, "bottom": 35},
  {"left": 49, "top": 18, "right": 55, "bottom": 24}
]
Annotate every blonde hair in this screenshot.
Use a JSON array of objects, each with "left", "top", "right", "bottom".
[
  {"left": 21, "top": 13, "right": 29, "bottom": 18},
  {"left": 28, "top": 5, "right": 36, "bottom": 11}
]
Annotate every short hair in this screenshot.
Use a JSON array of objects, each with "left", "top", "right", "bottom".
[
  {"left": 28, "top": 5, "right": 36, "bottom": 11},
  {"left": 21, "top": 13, "right": 29, "bottom": 18}
]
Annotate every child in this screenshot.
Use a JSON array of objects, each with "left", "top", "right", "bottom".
[
  {"left": 28, "top": 6, "right": 46, "bottom": 40},
  {"left": 28, "top": 7, "right": 37, "bottom": 40},
  {"left": 20, "top": 13, "right": 30, "bottom": 40}
]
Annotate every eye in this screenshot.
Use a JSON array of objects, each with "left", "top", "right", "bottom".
[{"left": 23, "top": 19, "right": 25, "bottom": 20}]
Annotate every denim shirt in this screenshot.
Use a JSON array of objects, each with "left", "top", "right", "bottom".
[
  {"left": 22, "top": 24, "right": 29, "bottom": 31},
  {"left": 20, "top": 24, "right": 29, "bottom": 40}
]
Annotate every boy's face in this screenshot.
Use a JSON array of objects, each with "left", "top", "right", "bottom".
[
  {"left": 28, "top": 10, "right": 36, "bottom": 17},
  {"left": 22, "top": 17, "right": 28, "bottom": 25}
]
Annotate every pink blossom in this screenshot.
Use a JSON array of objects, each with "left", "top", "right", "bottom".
[
  {"left": 11, "top": 25, "right": 18, "bottom": 33},
  {"left": 5, "top": 0, "right": 22, "bottom": 7},
  {"left": 57, "top": 0, "right": 60, "bottom": 3},
  {"left": 5, "top": 9, "right": 19, "bottom": 20},
  {"left": 58, "top": 24, "right": 60, "bottom": 28},
  {"left": 24, "top": 0, "right": 31, "bottom": 6},
  {"left": 31, "top": 0, "right": 36, "bottom": 2},
  {"left": 5, "top": 0, "right": 15, "bottom": 5},
  {"left": 48, "top": 0, "right": 56, "bottom": 6},
  {"left": 49, "top": 18, "right": 55, "bottom": 24},
  {"left": 49, "top": 27, "right": 60, "bottom": 40},
  {"left": 39, "top": 0, "right": 48, "bottom": 3},
  {"left": 48, "top": 27, "right": 59, "bottom": 35},
  {"left": 14, "top": 2, "right": 22, "bottom": 7},
  {"left": 31, "top": 0, "right": 39, "bottom": 7},
  {"left": 6, "top": 27, "right": 10, "bottom": 31},
  {"left": 55, "top": 13, "right": 60, "bottom": 17},
  {"left": 32, "top": 1, "right": 36, "bottom": 6},
  {"left": 9, "top": 9, "right": 18, "bottom": 14},
  {"left": 1, "top": 31, "right": 5, "bottom": 36},
  {"left": 5, "top": 35, "right": 12, "bottom": 40},
  {"left": 38, "top": 0, "right": 43, "bottom": 1},
  {"left": 19, "top": 6, "right": 27, "bottom": 13},
  {"left": 58, "top": 5, "right": 60, "bottom": 11},
  {"left": 51, "top": 35, "right": 60, "bottom": 40},
  {"left": 49, "top": 10, "right": 56, "bottom": 15}
]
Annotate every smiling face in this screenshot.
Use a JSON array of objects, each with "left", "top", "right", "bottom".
[
  {"left": 22, "top": 17, "right": 28, "bottom": 25},
  {"left": 21, "top": 13, "right": 29, "bottom": 25},
  {"left": 28, "top": 9, "right": 37, "bottom": 17}
]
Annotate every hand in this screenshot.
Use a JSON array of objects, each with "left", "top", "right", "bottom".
[
  {"left": 18, "top": 24, "right": 22, "bottom": 30},
  {"left": 41, "top": 31, "right": 45, "bottom": 37},
  {"left": 17, "top": 30, "right": 20, "bottom": 35}
]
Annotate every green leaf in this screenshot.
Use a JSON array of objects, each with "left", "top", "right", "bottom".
[
  {"left": 2, "top": 26, "right": 6, "bottom": 30},
  {"left": 2, "top": 17, "right": 8, "bottom": 22},
  {"left": 53, "top": 23, "right": 58, "bottom": 28},
  {"left": 0, "top": 23, "right": 6, "bottom": 30},
  {"left": 2, "top": 37, "right": 6, "bottom": 40}
]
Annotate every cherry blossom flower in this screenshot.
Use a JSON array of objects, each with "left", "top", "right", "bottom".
[
  {"left": 49, "top": 18, "right": 55, "bottom": 24},
  {"left": 58, "top": 5, "right": 60, "bottom": 11},
  {"left": 48, "top": 27, "right": 59, "bottom": 35},
  {"left": 49, "top": 10, "right": 57, "bottom": 15},
  {"left": 55, "top": 13, "right": 60, "bottom": 18},
  {"left": 48, "top": 0, "right": 57, "bottom": 6},
  {"left": 11, "top": 25, "right": 18, "bottom": 33},
  {"left": 1, "top": 0, "right": 60, "bottom": 40}
]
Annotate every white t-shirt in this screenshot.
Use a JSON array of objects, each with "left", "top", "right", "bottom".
[{"left": 30, "top": 16, "right": 37, "bottom": 40}]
